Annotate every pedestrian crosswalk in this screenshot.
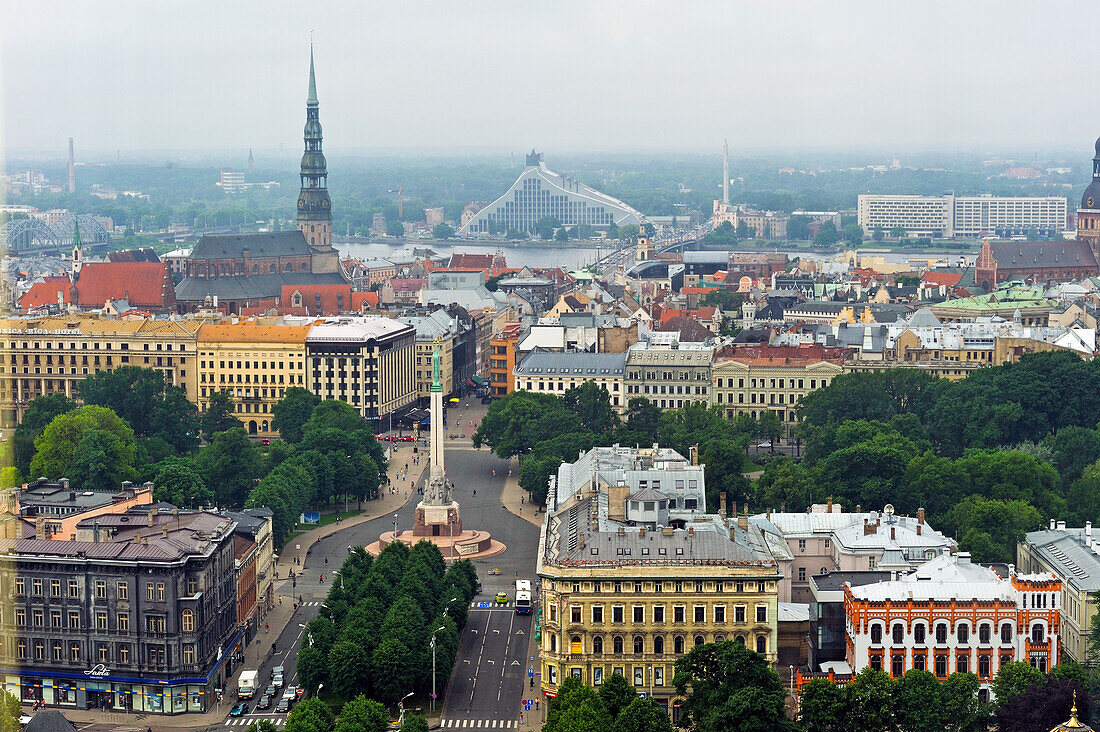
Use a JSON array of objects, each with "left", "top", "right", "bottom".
[
  {"left": 440, "top": 720, "right": 517, "bottom": 728},
  {"left": 225, "top": 716, "right": 285, "bottom": 727}
]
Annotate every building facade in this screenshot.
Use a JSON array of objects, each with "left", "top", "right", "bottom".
[
  {"left": 196, "top": 321, "right": 312, "bottom": 437},
  {"left": 710, "top": 345, "right": 851, "bottom": 434},
  {"left": 304, "top": 317, "right": 416, "bottom": 430},
  {"left": 623, "top": 342, "right": 712, "bottom": 409},
  {"left": 857, "top": 194, "right": 1067, "bottom": 238},
  {"left": 513, "top": 350, "right": 626, "bottom": 410},
  {"left": 459, "top": 151, "right": 644, "bottom": 235},
  {"left": 0, "top": 316, "right": 203, "bottom": 427},
  {"left": 537, "top": 446, "right": 781, "bottom": 720},
  {"left": 488, "top": 323, "right": 521, "bottom": 397},
  {"left": 0, "top": 507, "right": 238, "bottom": 715}
]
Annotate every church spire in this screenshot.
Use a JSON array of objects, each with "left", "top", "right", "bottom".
[{"left": 297, "top": 41, "right": 332, "bottom": 250}]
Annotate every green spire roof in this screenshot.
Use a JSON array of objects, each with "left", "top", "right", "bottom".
[
  {"left": 307, "top": 45, "right": 318, "bottom": 105},
  {"left": 72, "top": 220, "right": 82, "bottom": 249}
]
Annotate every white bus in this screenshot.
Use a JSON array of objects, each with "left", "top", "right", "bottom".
[{"left": 515, "top": 579, "right": 532, "bottom": 614}]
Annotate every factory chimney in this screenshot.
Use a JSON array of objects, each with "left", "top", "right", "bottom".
[{"left": 67, "top": 138, "right": 76, "bottom": 193}]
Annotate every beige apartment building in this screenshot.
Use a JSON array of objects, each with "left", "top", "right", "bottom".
[
  {"left": 513, "top": 351, "right": 627, "bottom": 411},
  {"left": 196, "top": 320, "right": 313, "bottom": 437},
  {"left": 538, "top": 446, "right": 780, "bottom": 720},
  {"left": 710, "top": 345, "right": 851, "bottom": 435},
  {"left": 0, "top": 316, "right": 204, "bottom": 427}
]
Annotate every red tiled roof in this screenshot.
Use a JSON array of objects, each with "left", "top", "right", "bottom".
[
  {"left": 695, "top": 306, "right": 718, "bottom": 320},
  {"left": 73, "top": 262, "right": 174, "bottom": 309},
  {"left": 681, "top": 286, "right": 718, "bottom": 295},
  {"left": 449, "top": 253, "right": 494, "bottom": 270},
  {"left": 352, "top": 291, "right": 379, "bottom": 311},
  {"left": 921, "top": 271, "right": 964, "bottom": 287},
  {"left": 390, "top": 278, "right": 427, "bottom": 292},
  {"left": 18, "top": 277, "right": 71, "bottom": 309},
  {"left": 279, "top": 284, "right": 353, "bottom": 315},
  {"left": 714, "top": 343, "right": 854, "bottom": 365},
  {"left": 659, "top": 308, "right": 688, "bottom": 324}
]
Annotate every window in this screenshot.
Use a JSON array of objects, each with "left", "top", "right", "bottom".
[
  {"left": 674, "top": 636, "right": 685, "bottom": 654},
  {"left": 798, "top": 539, "right": 807, "bottom": 552},
  {"left": 756, "top": 636, "right": 767, "bottom": 654},
  {"left": 978, "top": 655, "right": 991, "bottom": 678},
  {"left": 571, "top": 636, "right": 582, "bottom": 654},
  {"left": 52, "top": 642, "right": 62, "bottom": 661},
  {"left": 17, "top": 641, "right": 25, "bottom": 659},
  {"left": 146, "top": 582, "right": 155, "bottom": 601},
  {"left": 613, "top": 636, "right": 624, "bottom": 654},
  {"left": 119, "top": 646, "right": 130, "bottom": 665},
  {"left": 95, "top": 611, "right": 107, "bottom": 630},
  {"left": 49, "top": 580, "right": 60, "bottom": 597},
  {"left": 612, "top": 606, "right": 624, "bottom": 623},
  {"left": 1031, "top": 624, "right": 1044, "bottom": 644},
  {"left": 571, "top": 606, "right": 582, "bottom": 623},
  {"left": 593, "top": 667, "right": 603, "bottom": 686},
  {"left": 15, "top": 578, "right": 23, "bottom": 596},
  {"left": 653, "top": 606, "right": 665, "bottom": 623},
  {"left": 186, "top": 578, "right": 198, "bottom": 596},
  {"left": 634, "top": 667, "right": 644, "bottom": 686},
  {"left": 735, "top": 606, "right": 746, "bottom": 623},
  {"left": 892, "top": 624, "right": 904, "bottom": 644},
  {"left": 548, "top": 666, "right": 557, "bottom": 685},
  {"left": 870, "top": 654, "right": 882, "bottom": 671},
  {"left": 633, "top": 636, "right": 644, "bottom": 654},
  {"left": 592, "top": 606, "right": 604, "bottom": 624},
  {"left": 94, "top": 580, "right": 106, "bottom": 599},
  {"left": 633, "top": 606, "right": 644, "bottom": 623},
  {"left": 50, "top": 610, "right": 61, "bottom": 628},
  {"left": 715, "top": 606, "right": 726, "bottom": 623},
  {"left": 654, "top": 667, "right": 664, "bottom": 687},
  {"left": 914, "top": 624, "right": 926, "bottom": 644},
  {"left": 654, "top": 636, "right": 664, "bottom": 654},
  {"left": 673, "top": 606, "right": 685, "bottom": 623},
  {"left": 68, "top": 611, "right": 80, "bottom": 629},
  {"left": 118, "top": 613, "right": 129, "bottom": 632},
  {"left": 69, "top": 643, "right": 79, "bottom": 662},
  {"left": 32, "top": 609, "right": 43, "bottom": 627},
  {"left": 98, "top": 645, "right": 109, "bottom": 663},
  {"left": 979, "top": 624, "right": 991, "bottom": 644},
  {"left": 756, "top": 605, "right": 767, "bottom": 623},
  {"left": 914, "top": 654, "right": 925, "bottom": 671},
  {"left": 892, "top": 655, "right": 904, "bottom": 677},
  {"left": 935, "top": 655, "right": 948, "bottom": 678},
  {"left": 694, "top": 635, "right": 705, "bottom": 648},
  {"left": 117, "top": 582, "right": 128, "bottom": 600},
  {"left": 694, "top": 606, "right": 705, "bottom": 623},
  {"left": 935, "top": 624, "right": 947, "bottom": 644},
  {"left": 1001, "top": 623, "right": 1013, "bottom": 644},
  {"left": 592, "top": 636, "right": 603, "bottom": 654},
  {"left": 958, "top": 623, "right": 970, "bottom": 644},
  {"left": 798, "top": 567, "right": 806, "bottom": 582},
  {"left": 957, "top": 654, "right": 969, "bottom": 674},
  {"left": 871, "top": 624, "right": 883, "bottom": 644}
]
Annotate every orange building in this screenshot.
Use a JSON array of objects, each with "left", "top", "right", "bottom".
[
  {"left": 234, "top": 536, "right": 259, "bottom": 642},
  {"left": 488, "top": 322, "right": 521, "bottom": 397}
]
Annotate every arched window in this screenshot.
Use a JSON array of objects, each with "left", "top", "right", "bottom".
[
  {"left": 613, "top": 636, "right": 623, "bottom": 654},
  {"left": 252, "top": 265, "right": 259, "bottom": 274},
  {"left": 592, "top": 636, "right": 603, "bottom": 655},
  {"left": 549, "top": 634, "right": 557, "bottom": 653},
  {"left": 913, "top": 623, "right": 926, "bottom": 644},
  {"left": 1001, "top": 623, "right": 1013, "bottom": 644},
  {"left": 957, "top": 623, "right": 969, "bottom": 644},
  {"left": 653, "top": 636, "right": 664, "bottom": 654},
  {"left": 913, "top": 654, "right": 926, "bottom": 671},
  {"left": 892, "top": 624, "right": 904, "bottom": 644},
  {"left": 935, "top": 655, "right": 948, "bottom": 678},
  {"left": 633, "top": 636, "right": 644, "bottom": 654},
  {"left": 714, "top": 635, "right": 724, "bottom": 643},
  {"left": 183, "top": 645, "right": 194, "bottom": 665},
  {"left": 693, "top": 635, "right": 705, "bottom": 648},
  {"left": 957, "top": 654, "right": 969, "bottom": 674},
  {"left": 571, "top": 636, "right": 582, "bottom": 654},
  {"left": 1031, "top": 623, "right": 1045, "bottom": 644},
  {"left": 285, "top": 262, "right": 293, "bottom": 272},
  {"left": 674, "top": 636, "right": 684, "bottom": 654},
  {"left": 735, "top": 635, "right": 745, "bottom": 645},
  {"left": 870, "top": 624, "right": 883, "bottom": 644},
  {"left": 891, "top": 655, "right": 904, "bottom": 678},
  {"left": 181, "top": 609, "right": 194, "bottom": 633},
  {"left": 935, "top": 624, "right": 947, "bottom": 644},
  {"left": 756, "top": 636, "right": 766, "bottom": 654}
]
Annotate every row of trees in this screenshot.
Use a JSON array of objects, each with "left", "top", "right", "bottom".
[
  {"left": 295, "top": 540, "right": 479, "bottom": 708},
  {"left": 753, "top": 352, "right": 1100, "bottom": 562},
  {"left": 264, "top": 696, "right": 428, "bottom": 732},
  {"left": 474, "top": 385, "right": 780, "bottom": 510}
]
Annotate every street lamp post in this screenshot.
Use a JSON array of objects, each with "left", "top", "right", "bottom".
[
  {"left": 393, "top": 513, "right": 399, "bottom": 540},
  {"left": 430, "top": 625, "right": 446, "bottom": 713},
  {"left": 397, "top": 691, "right": 413, "bottom": 727}
]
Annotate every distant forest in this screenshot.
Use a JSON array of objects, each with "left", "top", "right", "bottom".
[{"left": 4, "top": 150, "right": 1087, "bottom": 236}]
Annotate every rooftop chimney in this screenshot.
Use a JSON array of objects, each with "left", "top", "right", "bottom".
[
  {"left": 864, "top": 519, "right": 876, "bottom": 536},
  {"left": 688, "top": 527, "right": 694, "bottom": 536},
  {"left": 957, "top": 552, "right": 971, "bottom": 564},
  {"left": 737, "top": 514, "right": 748, "bottom": 531},
  {"left": 1058, "top": 521, "right": 1067, "bottom": 531},
  {"left": 890, "top": 527, "right": 896, "bottom": 540},
  {"left": 1051, "top": 519, "right": 1056, "bottom": 530},
  {"left": 639, "top": 527, "right": 647, "bottom": 537},
  {"left": 732, "top": 501, "right": 738, "bottom": 517},
  {"left": 719, "top": 492, "right": 727, "bottom": 518},
  {"left": 1087, "top": 521, "right": 1093, "bottom": 541},
  {"left": 916, "top": 524, "right": 922, "bottom": 536},
  {"left": 827, "top": 497, "right": 833, "bottom": 513},
  {"left": 917, "top": 508, "right": 925, "bottom": 525}
]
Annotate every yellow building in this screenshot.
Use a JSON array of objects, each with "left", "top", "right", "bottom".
[
  {"left": 413, "top": 338, "right": 453, "bottom": 399},
  {"left": 710, "top": 345, "right": 851, "bottom": 435},
  {"left": 513, "top": 351, "right": 627, "bottom": 411},
  {"left": 537, "top": 445, "right": 781, "bottom": 719},
  {"left": 196, "top": 320, "right": 314, "bottom": 437},
  {"left": 0, "top": 316, "right": 204, "bottom": 427}
]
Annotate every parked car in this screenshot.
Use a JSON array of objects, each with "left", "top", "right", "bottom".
[
  {"left": 255, "top": 694, "right": 272, "bottom": 710},
  {"left": 230, "top": 701, "right": 248, "bottom": 716},
  {"left": 260, "top": 438, "right": 271, "bottom": 446}
]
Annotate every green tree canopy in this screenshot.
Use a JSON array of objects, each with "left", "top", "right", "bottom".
[
  {"left": 77, "top": 366, "right": 199, "bottom": 452},
  {"left": 30, "top": 405, "right": 136, "bottom": 485},
  {"left": 197, "top": 428, "right": 264, "bottom": 509},
  {"left": 201, "top": 390, "right": 239, "bottom": 439},
  {"left": 13, "top": 393, "right": 74, "bottom": 477}
]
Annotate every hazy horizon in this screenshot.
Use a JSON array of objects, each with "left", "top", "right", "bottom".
[{"left": 4, "top": 1, "right": 1100, "bottom": 157}]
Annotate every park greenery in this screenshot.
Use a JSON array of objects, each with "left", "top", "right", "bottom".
[
  {"left": 292, "top": 541, "right": 478, "bottom": 725},
  {"left": 11, "top": 369, "right": 386, "bottom": 546},
  {"left": 542, "top": 674, "right": 673, "bottom": 732},
  {"left": 473, "top": 384, "right": 778, "bottom": 510}
]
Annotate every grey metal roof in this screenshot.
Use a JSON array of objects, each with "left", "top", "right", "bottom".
[
  {"left": 514, "top": 349, "right": 626, "bottom": 376},
  {"left": 1023, "top": 527, "right": 1100, "bottom": 592},
  {"left": 991, "top": 240, "right": 1098, "bottom": 270},
  {"left": 188, "top": 231, "right": 311, "bottom": 260},
  {"left": 809, "top": 570, "right": 893, "bottom": 592},
  {"left": 175, "top": 271, "right": 348, "bottom": 302}
]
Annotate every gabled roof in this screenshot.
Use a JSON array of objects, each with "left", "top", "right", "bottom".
[
  {"left": 74, "top": 262, "right": 174, "bottom": 309},
  {"left": 921, "top": 270, "right": 964, "bottom": 288},
  {"left": 175, "top": 271, "right": 347, "bottom": 302},
  {"left": 655, "top": 316, "right": 711, "bottom": 342},
  {"left": 18, "top": 276, "right": 71, "bottom": 309},
  {"left": 188, "top": 231, "right": 310, "bottom": 261},
  {"left": 279, "top": 283, "right": 352, "bottom": 315}
]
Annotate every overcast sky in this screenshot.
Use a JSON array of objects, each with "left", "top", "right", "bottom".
[{"left": 3, "top": 1, "right": 1099, "bottom": 158}]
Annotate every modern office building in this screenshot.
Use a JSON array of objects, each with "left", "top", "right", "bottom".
[
  {"left": 536, "top": 445, "right": 781, "bottom": 719},
  {"left": 459, "top": 151, "right": 644, "bottom": 236},
  {"left": 856, "top": 193, "right": 1067, "bottom": 238},
  {"left": 304, "top": 316, "right": 416, "bottom": 429},
  {"left": 0, "top": 506, "right": 238, "bottom": 715}
]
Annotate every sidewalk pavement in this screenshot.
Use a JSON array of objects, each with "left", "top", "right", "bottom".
[
  {"left": 500, "top": 457, "right": 542, "bottom": 528},
  {"left": 39, "top": 450, "right": 426, "bottom": 730}
]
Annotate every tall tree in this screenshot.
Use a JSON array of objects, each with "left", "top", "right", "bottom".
[
  {"left": 78, "top": 366, "right": 199, "bottom": 453},
  {"left": 196, "top": 428, "right": 264, "bottom": 509},
  {"left": 597, "top": 672, "right": 636, "bottom": 719},
  {"left": 29, "top": 405, "right": 136, "bottom": 483},
  {"left": 563, "top": 380, "right": 619, "bottom": 437},
  {"left": 272, "top": 388, "right": 321, "bottom": 443},
  {"left": 201, "top": 390, "right": 239, "bottom": 439},
  {"left": 334, "top": 695, "right": 389, "bottom": 732},
  {"left": 71, "top": 429, "right": 134, "bottom": 491},
  {"left": 13, "top": 393, "right": 74, "bottom": 477},
  {"left": 612, "top": 696, "right": 674, "bottom": 732},
  {"left": 283, "top": 697, "right": 335, "bottom": 732},
  {"left": 672, "top": 641, "right": 797, "bottom": 732}
]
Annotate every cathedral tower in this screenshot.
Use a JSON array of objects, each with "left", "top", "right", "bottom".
[
  {"left": 297, "top": 45, "right": 333, "bottom": 253},
  {"left": 1077, "top": 136, "right": 1100, "bottom": 258}
]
